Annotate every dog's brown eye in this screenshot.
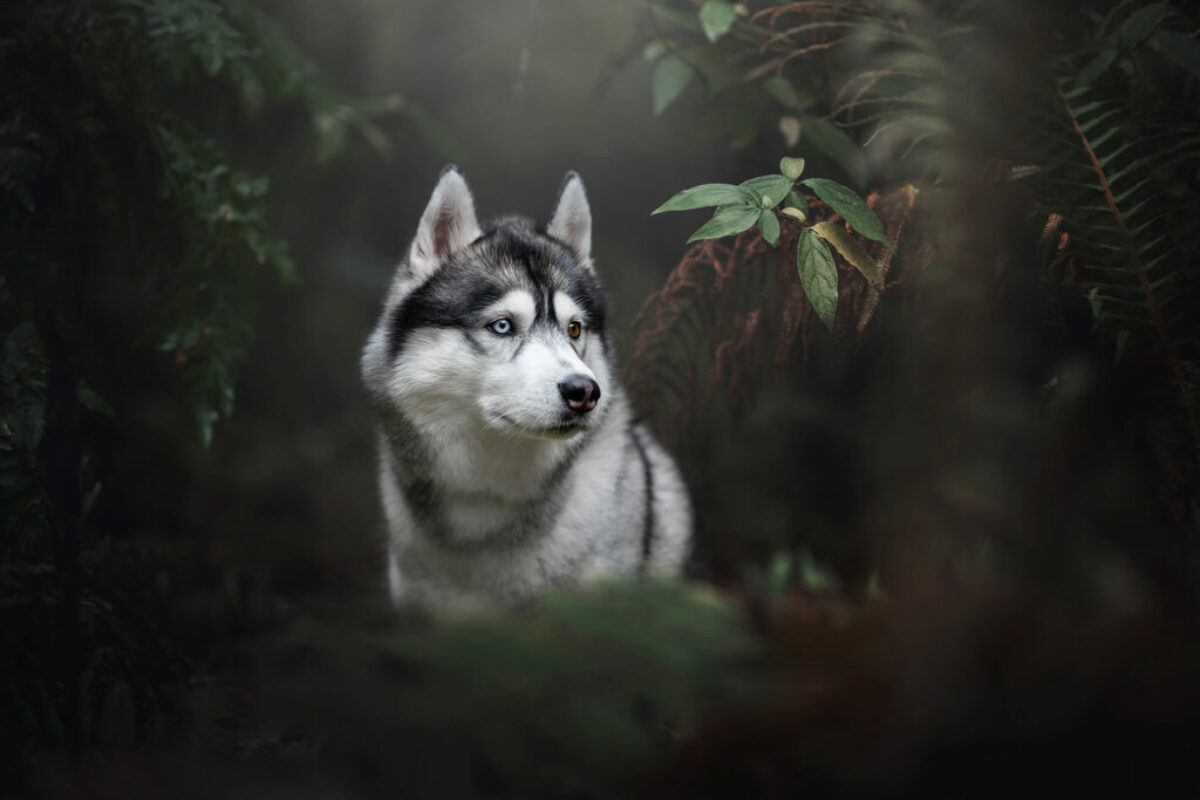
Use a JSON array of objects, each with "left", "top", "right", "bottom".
[{"left": 567, "top": 321, "right": 582, "bottom": 340}]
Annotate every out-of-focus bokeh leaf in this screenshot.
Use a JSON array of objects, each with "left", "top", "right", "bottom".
[
  {"left": 698, "top": 1, "right": 738, "bottom": 43},
  {"left": 799, "top": 115, "right": 868, "bottom": 188},
  {"left": 652, "top": 55, "right": 696, "bottom": 115},
  {"left": 1154, "top": 29, "right": 1200, "bottom": 78},
  {"left": 1117, "top": 2, "right": 1174, "bottom": 46},
  {"left": 252, "top": 581, "right": 767, "bottom": 798}
]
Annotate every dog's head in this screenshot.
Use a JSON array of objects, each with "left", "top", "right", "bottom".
[{"left": 364, "top": 167, "right": 613, "bottom": 440}]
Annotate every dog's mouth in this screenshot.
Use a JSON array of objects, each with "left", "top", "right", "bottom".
[{"left": 494, "top": 414, "right": 588, "bottom": 439}]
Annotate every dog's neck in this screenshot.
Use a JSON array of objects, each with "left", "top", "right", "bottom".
[{"left": 379, "top": 408, "right": 585, "bottom": 548}]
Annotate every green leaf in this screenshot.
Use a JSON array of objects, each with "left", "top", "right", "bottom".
[
  {"left": 779, "top": 115, "right": 801, "bottom": 147},
  {"left": 801, "top": 178, "right": 892, "bottom": 251},
  {"left": 740, "top": 175, "right": 794, "bottom": 208},
  {"left": 652, "top": 183, "right": 755, "bottom": 215},
  {"left": 652, "top": 55, "right": 696, "bottom": 115},
  {"left": 699, "top": 1, "right": 739, "bottom": 42},
  {"left": 799, "top": 115, "right": 867, "bottom": 189},
  {"left": 768, "top": 552, "right": 792, "bottom": 595},
  {"left": 1154, "top": 31, "right": 1200, "bottom": 80},
  {"left": 1117, "top": 2, "right": 1174, "bottom": 47},
  {"left": 798, "top": 550, "right": 841, "bottom": 593},
  {"left": 785, "top": 189, "right": 808, "bottom": 218},
  {"left": 758, "top": 210, "right": 780, "bottom": 246},
  {"left": 687, "top": 205, "right": 761, "bottom": 243},
  {"left": 762, "top": 76, "right": 814, "bottom": 111},
  {"left": 779, "top": 157, "right": 806, "bottom": 181},
  {"left": 797, "top": 229, "right": 838, "bottom": 331},
  {"left": 196, "top": 406, "right": 219, "bottom": 448},
  {"left": 674, "top": 44, "right": 739, "bottom": 90},
  {"left": 1077, "top": 49, "right": 1117, "bottom": 85},
  {"left": 77, "top": 380, "right": 115, "bottom": 418},
  {"left": 643, "top": 39, "right": 668, "bottom": 61}
]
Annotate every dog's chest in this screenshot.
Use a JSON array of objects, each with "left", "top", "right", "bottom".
[
  {"left": 389, "top": 424, "right": 576, "bottom": 545},
  {"left": 429, "top": 427, "right": 567, "bottom": 500}
]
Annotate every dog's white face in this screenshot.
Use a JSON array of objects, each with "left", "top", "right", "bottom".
[
  {"left": 475, "top": 288, "right": 607, "bottom": 438},
  {"left": 371, "top": 168, "right": 611, "bottom": 443},
  {"left": 391, "top": 285, "right": 611, "bottom": 441}
]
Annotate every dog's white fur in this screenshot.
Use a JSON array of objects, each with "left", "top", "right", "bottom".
[{"left": 362, "top": 169, "right": 691, "bottom": 612}]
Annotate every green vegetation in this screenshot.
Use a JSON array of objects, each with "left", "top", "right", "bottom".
[
  {"left": 636, "top": 0, "right": 1200, "bottom": 522},
  {"left": 0, "top": 0, "right": 396, "bottom": 767},
  {"left": 653, "top": 156, "right": 890, "bottom": 329},
  {"left": 4, "top": 0, "right": 1200, "bottom": 797}
]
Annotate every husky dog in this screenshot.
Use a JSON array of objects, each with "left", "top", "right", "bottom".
[{"left": 361, "top": 167, "right": 692, "bottom": 611}]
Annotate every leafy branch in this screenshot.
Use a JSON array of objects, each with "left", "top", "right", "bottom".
[{"left": 653, "top": 157, "right": 891, "bottom": 331}]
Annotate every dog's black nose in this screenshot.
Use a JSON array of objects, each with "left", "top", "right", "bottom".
[{"left": 558, "top": 375, "right": 601, "bottom": 413}]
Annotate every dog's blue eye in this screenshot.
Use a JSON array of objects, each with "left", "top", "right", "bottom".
[{"left": 487, "top": 318, "right": 513, "bottom": 336}]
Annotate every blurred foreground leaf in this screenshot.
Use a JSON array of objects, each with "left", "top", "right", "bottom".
[
  {"left": 699, "top": 1, "right": 738, "bottom": 43},
  {"left": 258, "top": 581, "right": 767, "bottom": 799},
  {"left": 653, "top": 55, "right": 696, "bottom": 115}
]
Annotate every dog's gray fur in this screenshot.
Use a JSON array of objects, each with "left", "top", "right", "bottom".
[{"left": 361, "top": 167, "right": 692, "bottom": 611}]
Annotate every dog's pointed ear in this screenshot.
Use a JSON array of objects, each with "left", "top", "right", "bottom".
[
  {"left": 547, "top": 171, "right": 592, "bottom": 265},
  {"left": 409, "top": 166, "right": 481, "bottom": 282}
]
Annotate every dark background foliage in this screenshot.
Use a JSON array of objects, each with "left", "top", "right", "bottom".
[{"left": 4, "top": 0, "right": 1200, "bottom": 797}]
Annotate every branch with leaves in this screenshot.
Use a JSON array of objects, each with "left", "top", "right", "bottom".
[{"left": 653, "top": 157, "right": 892, "bottom": 331}]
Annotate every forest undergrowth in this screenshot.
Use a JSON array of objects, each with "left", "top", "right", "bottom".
[{"left": 4, "top": 1, "right": 1200, "bottom": 797}]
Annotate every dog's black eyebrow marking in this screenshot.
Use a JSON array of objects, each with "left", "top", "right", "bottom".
[
  {"left": 389, "top": 215, "right": 610, "bottom": 360},
  {"left": 388, "top": 273, "right": 503, "bottom": 360}
]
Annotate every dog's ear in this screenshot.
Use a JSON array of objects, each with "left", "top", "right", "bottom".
[
  {"left": 409, "top": 166, "right": 481, "bottom": 282},
  {"left": 547, "top": 171, "right": 592, "bottom": 265}
]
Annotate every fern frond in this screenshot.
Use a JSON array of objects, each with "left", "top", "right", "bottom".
[{"left": 1048, "top": 81, "right": 1200, "bottom": 443}]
